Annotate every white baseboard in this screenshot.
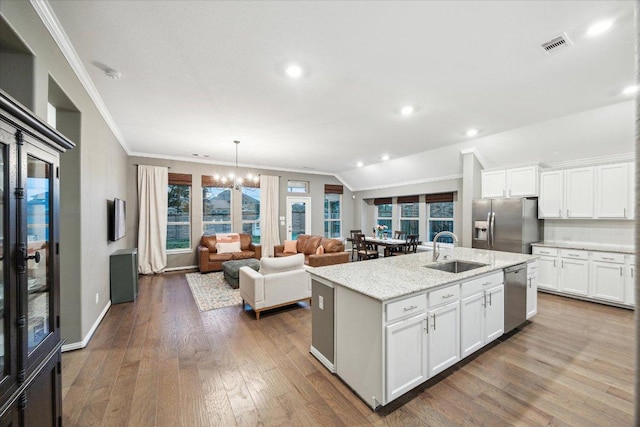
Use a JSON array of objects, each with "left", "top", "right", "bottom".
[
  {"left": 310, "top": 346, "right": 335, "bottom": 373},
  {"left": 164, "top": 265, "right": 197, "bottom": 272},
  {"left": 62, "top": 300, "right": 111, "bottom": 352}
]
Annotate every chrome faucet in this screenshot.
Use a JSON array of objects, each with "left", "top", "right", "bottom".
[{"left": 432, "top": 231, "right": 459, "bottom": 261}]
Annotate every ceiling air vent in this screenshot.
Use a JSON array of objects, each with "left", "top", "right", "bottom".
[{"left": 541, "top": 33, "right": 572, "bottom": 54}]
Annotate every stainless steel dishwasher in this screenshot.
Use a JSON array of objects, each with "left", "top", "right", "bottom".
[{"left": 504, "top": 264, "right": 527, "bottom": 333}]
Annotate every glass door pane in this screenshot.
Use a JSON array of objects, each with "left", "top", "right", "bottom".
[
  {"left": 26, "top": 155, "right": 50, "bottom": 353},
  {"left": 286, "top": 197, "right": 311, "bottom": 240}
]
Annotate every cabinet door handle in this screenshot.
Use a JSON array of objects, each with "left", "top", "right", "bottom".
[
  {"left": 567, "top": 209, "right": 570, "bottom": 217},
  {"left": 432, "top": 314, "right": 436, "bottom": 330},
  {"left": 424, "top": 318, "right": 428, "bottom": 334},
  {"left": 632, "top": 267, "right": 635, "bottom": 278},
  {"left": 558, "top": 209, "right": 561, "bottom": 217},
  {"left": 508, "top": 189, "right": 511, "bottom": 197},
  {"left": 620, "top": 266, "right": 623, "bottom": 276},
  {"left": 540, "top": 251, "right": 550, "bottom": 254},
  {"left": 482, "top": 281, "right": 492, "bottom": 286},
  {"left": 567, "top": 254, "right": 580, "bottom": 257},
  {"left": 403, "top": 305, "right": 418, "bottom": 312},
  {"left": 528, "top": 277, "right": 532, "bottom": 288},
  {"left": 561, "top": 260, "right": 564, "bottom": 268},
  {"left": 602, "top": 257, "right": 615, "bottom": 261},
  {"left": 553, "top": 259, "right": 556, "bottom": 267},
  {"left": 624, "top": 208, "right": 627, "bottom": 218},
  {"left": 482, "top": 293, "right": 486, "bottom": 307},
  {"left": 489, "top": 292, "right": 492, "bottom": 306},
  {"left": 441, "top": 294, "right": 455, "bottom": 299}
]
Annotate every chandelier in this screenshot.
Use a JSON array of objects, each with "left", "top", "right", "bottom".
[{"left": 213, "top": 140, "right": 259, "bottom": 190}]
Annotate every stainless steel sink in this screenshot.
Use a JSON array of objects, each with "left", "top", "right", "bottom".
[{"left": 425, "top": 260, "right": 488, "bottom": 273}]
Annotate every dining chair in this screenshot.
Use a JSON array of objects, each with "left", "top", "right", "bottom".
[
  {"left": 349, "top": 229, "right": 362, "bottom": 261},
  {"left": 403, "top": 234, "right": 419, "bottom": 254},
  {"left": 355, "top": 233, "right": 379, "bottom": 261},
  {"left": 393, "top": 230, "right": 407, "bottom": 240}
]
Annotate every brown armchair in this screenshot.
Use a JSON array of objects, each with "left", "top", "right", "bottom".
[
  {"left": 197, "top": 233, "right": 262, "bottom": 273},
  {"left": 274, "top": 234, "right": 349, "bottom": 268}
]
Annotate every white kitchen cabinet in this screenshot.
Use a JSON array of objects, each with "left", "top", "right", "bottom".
[
  {"left": 539, "top": 171, "right": 564, "bottom": 218},
  {"left": 559, "top": 249, "right": 589, "bottom": 296},
  {"left": 596, "top": 163, "right": 630, "bottom": 219},
  {"left": 565, "top": 168, "right": 594, "bottom": 218},
  {"left": 460, "top": 271, "right": 504, "bottom": 359},
  {"left": 625, "top": 256, "right": 635, "bottom": 306},
  {"left": 590, "top": 252, "right": 625, "bottom": 303},
  {"left": 481, "top": 170, "right": 507, "bottom": 198},
  {"left": 484, "top": 284, "right": 504, "bottom": 344},
  {"left": 532, "top": 247, "right": 558, "bottom": 291},
  {"left": 385, "top": 312, "right": 428, "bottom": 401},
  {"left": 481, "top": 166, "right": 538, "bottom": 199},
  {"left": 427, "top": 300, "right": 460, "bottom": 377},
  {"left": 460, "top": 292, "right": 484, "bottom": 358},
  {"left": 526, "top": 261, "right": 538, "bottom": 319}
]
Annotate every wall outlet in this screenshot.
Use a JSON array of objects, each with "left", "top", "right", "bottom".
[
  {"left": 319, "top": 295, "right": 324, "bottom": 310},
  {"left": 95, "top": 292, "right": 99, "bottom": 305}
]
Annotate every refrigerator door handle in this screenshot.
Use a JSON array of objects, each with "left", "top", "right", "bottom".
[
  {"left": 486, "top": 212, "right": 492, "bottom": 249},
  {"left": 490, "top": 212, "right": 496, "bottom": 250}
]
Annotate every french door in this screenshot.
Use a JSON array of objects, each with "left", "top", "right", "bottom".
[{"left": 286, "top": 197, "right": 311, "bottom": 240}]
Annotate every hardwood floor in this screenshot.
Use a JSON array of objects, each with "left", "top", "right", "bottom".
[{"left": 62, "top": 272, "right": 635, "bottom": 426}]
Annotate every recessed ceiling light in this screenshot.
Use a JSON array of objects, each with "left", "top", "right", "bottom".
[
  {"left": 587, "top": 20, "right": 613, "bottom": 37},
  {"left": 466, "top": 128, "right": 479, "bottom": 137},
  {"left": 381, "top": 154, "right": 390, "bottom": 161},
  {"left": 285, "top": 63, "right": 304, "bottom": 79},
  {"left": 400, "top": 105, "right": 415, "bottom": 116},
  {"left": 356, "top": 161, "right": 364, "bottom": 168},
  {"left": 622, "top": 85, "right": 639, "bottom": 95}
]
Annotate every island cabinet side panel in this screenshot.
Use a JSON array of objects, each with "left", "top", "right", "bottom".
[{"left": 335, "top": 285, "right": 383, "bottom": 409}]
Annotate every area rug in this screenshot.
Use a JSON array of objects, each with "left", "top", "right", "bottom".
[{"left": 185, "top": 272, "right": 242, "bottom": 312}]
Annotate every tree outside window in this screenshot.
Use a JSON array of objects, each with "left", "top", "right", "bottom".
[
  {"left": 242, "top": 186, "right": 260, "bottom": 243},
  {"left": 203, "top": 186, "right": 232, "bottom": 235},
  {"left": 167, "top": 184, "right": 191, "bottom": 250},
  {"left": 324, "top": 193, "right": 341, "bottom": 238},
  {"left": 427, "top": 201, "right": 454, "bottom": 242},
  {"left": 399, "top": 202, "right": 419, "bottom": 236},
  {"left": 376, "top": 203, "right": 392, "bottom": 232}
]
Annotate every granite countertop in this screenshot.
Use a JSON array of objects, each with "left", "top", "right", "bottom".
[
  {"left": 531, "top": 242, "right": 635, "bottom": 255},
  {"left": 308, "top": 247, "right": 536, "bottom": 301}
]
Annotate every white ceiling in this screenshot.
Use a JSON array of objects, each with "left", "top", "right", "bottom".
[{"left": 47, "top": 0, "right": 635, "bottom": 177}]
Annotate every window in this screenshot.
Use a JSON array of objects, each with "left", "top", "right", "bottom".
[
  {"left": 374, "top": 198, "right": 392, "bottom": 233},
  {"left": 288, "top": 180, "right": 309, "bottom": 193},
  {"left": 241, "top": 186, "right": 260, "bottom": 243},
  {"left": 426, "top": 193, "right": 455, "bottom": 242},
  {"left": 398, "top": 196, "right": 419, "bottom": 236},
  {"left": 324, "top": 184, "right": 342, "bottom": 238},
  {"left": 167, "top": 173, "right": 192, "bottom": 250},
  {"left": 202, "top": 175, "right": 232, "bottom": 235}
]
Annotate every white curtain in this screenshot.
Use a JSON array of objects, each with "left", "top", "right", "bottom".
[
  {"left": 260, "top": 175, "right": 280, "bottom": 257},
  {"left": 137, "top": 165, "right": 168, "bottom": 274}
]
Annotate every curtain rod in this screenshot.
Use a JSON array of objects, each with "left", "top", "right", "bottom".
[{"left": 133, "top": 164, "right": 171, "bottom": 168}]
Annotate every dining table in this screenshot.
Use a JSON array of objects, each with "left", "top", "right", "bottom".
[{"left": 363, "top": 236, "right": 413, "bottom": 257}]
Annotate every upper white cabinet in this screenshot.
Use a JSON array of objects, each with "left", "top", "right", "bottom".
[
  {"left": 596, "top": 163, "right": 631, "bottom": 219},
  {"left": 481, "top": 166, "right": 538, "bottom": 199},
  {"left": 539, "top": 171, "right": 564, "bottom": 218},
  {"left": 539, "top": 162, "right": 632, "bottom": 220},
  {"left": 565, "top": 168, "right": 594, "bottom": 218}
]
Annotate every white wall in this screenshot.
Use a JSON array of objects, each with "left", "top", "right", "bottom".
[{"left": 543, "top": 220, "right": 634, "bottom": 250}]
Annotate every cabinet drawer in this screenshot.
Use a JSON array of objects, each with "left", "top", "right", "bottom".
[
  {"left": 532, "top": 247, "right": 558, "bottom": 256},
  {"left": 386, "top": 293, "right": 426, "bottom": 323},
  {"left": 461, "top": 271, "right": 503, "bottom": 297},
  {"left": 591, "top": 252, "right": 625, "bottom": 264},
  {"left": 528, "top": 261, "right": 539, "bottom": 272},
  {"left": 560, "top": 249, "right": 588, "bottom": 260},
  {"left": 428, "top": 284, "right": 460, "bottom": 308}
]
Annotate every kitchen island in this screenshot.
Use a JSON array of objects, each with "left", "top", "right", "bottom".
[{"left": 308, "top": 247, "right": 537, "bottom": 410}]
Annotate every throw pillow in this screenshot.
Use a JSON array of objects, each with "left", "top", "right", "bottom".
[
  {"left": 315, "top": 245, "right": 325, "bottom": 255},
  {"left": 216, "top": 241, "right": 241, "bottom": 254},
  {"left": 284, "top": 240, "right": 298, "bottom": 253}
]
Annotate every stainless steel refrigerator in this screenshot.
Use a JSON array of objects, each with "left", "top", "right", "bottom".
[{"left": 472, "top": 198, "right": 542, "bottom": 254}]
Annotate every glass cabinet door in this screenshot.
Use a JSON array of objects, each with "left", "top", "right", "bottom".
[{"left": 26, "top": 154, "right": 51, "bottom": 353}]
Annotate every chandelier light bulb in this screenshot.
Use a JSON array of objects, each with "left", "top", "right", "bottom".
[
  {"left": 253, "top": 176, "right": 259, "bottom": 183},
  {"left": 213, "top": 174, "right": 220, "bottom": 180},
  {"left": 221, "top": 176, "right": 227, "bottom": 183}
]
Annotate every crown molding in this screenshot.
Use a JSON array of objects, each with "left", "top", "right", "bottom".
[
  {"left": 128, "top": 151, "right": 339, "bottom": 177},
  {"left": 342, "top": 173, "right": 463, "bottom": 193},
  {"left": 30, "top": 0, "right": 130, "bottom": 153},
  {"left": 540, "top": 152, "right": 634, "bottom": 170}
]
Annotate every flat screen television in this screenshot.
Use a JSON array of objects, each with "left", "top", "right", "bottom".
[{"left": 108, "top": 198, "right": 126, "bottom": 241}]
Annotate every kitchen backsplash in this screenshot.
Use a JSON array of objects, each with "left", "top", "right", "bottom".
[{"left": 543, "top": 220, "right": 634, "bottom": 249}]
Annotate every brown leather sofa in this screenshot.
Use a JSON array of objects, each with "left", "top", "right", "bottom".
[
  {"left": 197, "top": 234, "right": 262, "bottom": 273},
  {"left": 274, "top": 234, "right": 349, "bottom": 267}
]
